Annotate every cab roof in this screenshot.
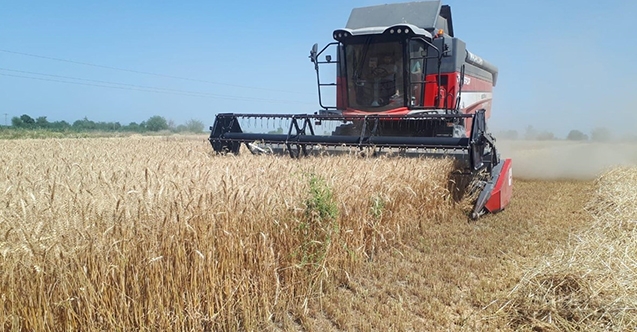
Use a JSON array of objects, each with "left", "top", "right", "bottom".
[{"left": 345, "top": 1, "right": 454, "bottom": 37}]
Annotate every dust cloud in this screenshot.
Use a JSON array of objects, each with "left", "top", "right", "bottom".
[{"left": 497, "top": 140, "right": 637, "bottom": 180}]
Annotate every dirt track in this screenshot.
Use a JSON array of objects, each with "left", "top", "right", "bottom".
[{"left": 307, "top": 178, "right": 594, "bottom": 331}]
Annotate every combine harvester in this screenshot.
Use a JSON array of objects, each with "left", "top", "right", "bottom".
[{"left": 209, "top": 1, "right": 512, "bottom": 219}]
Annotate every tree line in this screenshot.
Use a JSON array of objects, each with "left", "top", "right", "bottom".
[
  {"left": 497, "top": 126, "right": 636, "bottom": 142},
  {"left": 5, "top": 114, "right": 205, "bottom": 133},
  {"left": 3, "top": 114, "right": 634, "bottom": 142}
]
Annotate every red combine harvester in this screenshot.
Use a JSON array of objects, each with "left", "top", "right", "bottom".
[{"left": 209, "top": 1, "right": 512, "bottom": 219}]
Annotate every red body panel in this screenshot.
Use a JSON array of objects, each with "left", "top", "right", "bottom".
[
  {"left": 421, "top": 73, "right": 454, "bottom": 109},
  {"left": 336, "top": 76, "right": 347, "bottom": 110},
  {"left": 485, "top": 159, "right": 513, "bottom": 213}
]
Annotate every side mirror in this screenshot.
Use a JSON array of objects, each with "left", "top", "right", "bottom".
[{"left": 309, "top": 43, "right": 318, "bottom": 63}]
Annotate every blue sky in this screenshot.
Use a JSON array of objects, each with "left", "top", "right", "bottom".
[{"left": 1, "top": 0, "right": 635, "bottom": 137}]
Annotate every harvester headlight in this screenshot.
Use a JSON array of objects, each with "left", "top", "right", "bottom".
[
  {"left": 404, "top": 28, "right": 410, "bottom": 33},
  {"left": 397, "top": 28, "right": 402, "bottom": 33},
  {"left": 390, "top": 29, "right": 395, "bottom": 34}
]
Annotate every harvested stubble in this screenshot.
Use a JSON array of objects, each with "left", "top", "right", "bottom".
[
  {"left": 502, "top": 167, "right": 637, "bottom": 331},
  {"left": 0, "top": 137, "right": 455, "bottom": 331}
]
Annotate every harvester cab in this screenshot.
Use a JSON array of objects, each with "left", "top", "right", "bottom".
[
  {"left": 209, "top": 1, "right": 512, "bottom": 219},
  {"left": 309, "top": 1, "right": 499, "bottom": 135}
]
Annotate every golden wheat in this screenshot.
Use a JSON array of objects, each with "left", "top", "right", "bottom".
[{"left": 0, "top": 136, "right": 455, "bottom": 331}]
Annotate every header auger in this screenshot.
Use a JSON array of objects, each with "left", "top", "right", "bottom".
[{"left": 209, "top": 1, "right": 512, "bottom": 219}]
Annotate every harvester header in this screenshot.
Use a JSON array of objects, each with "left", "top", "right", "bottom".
[{"left": 208, "top": 1, "right": 512, "bottom": 219}]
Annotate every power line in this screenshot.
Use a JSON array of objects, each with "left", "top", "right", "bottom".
[
  {"left": 0, "top": 48, "right": 315, "bottom": 95},
  {"left": 0, "top": 72, "right": 316, "bottom": 105},
  {"left": 0, "top": 68, "right": 315, "bottom": 105}
]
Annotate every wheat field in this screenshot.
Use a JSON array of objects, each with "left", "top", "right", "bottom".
[
  {"left": 1, "top": 136, "right": 635, "bottom": 331},
  {"left": 0, "top": 136, "right": 454, "bottom": 331}
]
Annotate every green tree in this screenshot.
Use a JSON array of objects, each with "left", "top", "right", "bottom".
[
  {"left": 50, "top": 120, "right": 71, "bottom": 131},
  {"left": 566, "top": 130, "right": 588, "bottom": 141},
  {"left": 184, "top": 119, "right": 205, "bottom": 133},
  {"left": 11, "top": 114, "right": 36, "bottom": 128},
  {"left": 73, "top": 117, "right": 97, "bottom": 130},
  {"left": 36, "top": 116, "right": 50, "bottom": 129},
  {"left": 145, "top": 116, "right": 169, "bottom": 131},
  {"left": 20, "top": 114, "right": 35, "bottom": 126},
  {"left": 123, "top": 122, "right": 142, "bottom": 132},
  {"left": 98, "top": 121, "right": 121, "bottom": 131},
  {"left": 11, "top": 116, "right": 24, "bottom": 128}
]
